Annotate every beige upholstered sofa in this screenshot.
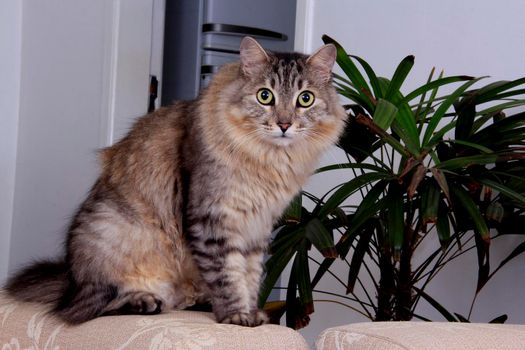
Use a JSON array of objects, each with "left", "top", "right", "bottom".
[
  {"left": 0, "top": 292, "right": 309, "bottom": 349},
  {"left": 3, "top": 290, "right": 525, "bottom": 350},
  {"left": 316, "top": 321, "right": 525, "bottom": 350}
]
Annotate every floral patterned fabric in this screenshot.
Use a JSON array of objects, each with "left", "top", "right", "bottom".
[
  {"left": 0, "top": 292, "right": 309, "bottom": 350},
  {"left": 316, "top": 321, "right": 525, "bottom": 350}
]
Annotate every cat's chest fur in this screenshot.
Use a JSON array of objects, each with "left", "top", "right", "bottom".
[{"left": 186, "top": 140, "right": 307, "bottom": 250}]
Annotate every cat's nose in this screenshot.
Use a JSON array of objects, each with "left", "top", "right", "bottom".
[{"left": 277, "top": 122, "right": 291, "bottom": 133}]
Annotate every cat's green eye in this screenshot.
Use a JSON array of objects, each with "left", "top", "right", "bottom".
[
  {"left": 256, "top": 88, "right": 274, "bottom": 106},
  {"left": 297, "top": 91, "right": 315, "bottom": 108}
]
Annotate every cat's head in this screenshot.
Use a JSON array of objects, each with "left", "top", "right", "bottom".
[{"left": 203, "top": 37, "right": 347, "bottom": 162}]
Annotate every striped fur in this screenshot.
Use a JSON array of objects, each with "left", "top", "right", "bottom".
[{"left": 4, "top": 37, "right": 346, "bottom": 326}]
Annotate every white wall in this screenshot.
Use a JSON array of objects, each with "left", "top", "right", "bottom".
[
  {"left": 297, "top": 0, "right": 525, "bottom": 345},
  {"left": 305, "top": 0, "right": 525, "bottom": 84},
  {"left": 0, "top": 0, "right": 22, "bottom": 282}
]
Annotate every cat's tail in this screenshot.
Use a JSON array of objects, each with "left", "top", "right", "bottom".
[
  {"left": 4, "top": 260, "right": 120, "bottom": 324},
  {"left": 4, "top": 260, "right": 68, "bottom": 305}
]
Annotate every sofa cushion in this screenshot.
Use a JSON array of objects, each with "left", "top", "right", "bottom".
[
  {"left": 316, "top": 321, "right": 525, "bottom": 350},
  {"left": 0, "top": 292, "right": 309, "bottom": 350}
]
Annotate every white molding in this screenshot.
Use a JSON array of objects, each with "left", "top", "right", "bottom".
[
  {"left": 99, "top": 0, "right": 155, "bottom": 146},
  {"left": 150, "top": 0, "right": 166, "bottom": 110},
  {"left": 110, "top": 0, "right": 154, "bottom": 143},
  {"left": 0, "top": 0, "right": 22, "bottom": 282},
  {"left": 99, "top": 0, "right": 120, "bottom": 147},
  {"left": 294, "top": 0, "right": 315, "bottom": 53}
]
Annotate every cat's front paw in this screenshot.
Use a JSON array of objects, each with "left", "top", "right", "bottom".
[
  {"left": 219, "top": 309, "right": 268, "bottom": 327},
  {"left": 252, "top": 309, "right": 269, "bottom": 325}
]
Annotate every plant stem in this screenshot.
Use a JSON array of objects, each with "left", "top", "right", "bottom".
[
  {"left": 308, "top": 256, "right": 348, "bottom": 290},
  {"left": 308, "top": 256, "right": 374, "bottom": 318},
  {"left": 375, "top": 231, "right": 395, "bottom": 320},
  {"left": 395, "top": 227, "right": 414, "bottom": 321},
  {"left": 411, "top": 232, "right": 478, "bottom": 313},
  {"left": 343, "top": 256, "right": 378, "bottom": 312}
]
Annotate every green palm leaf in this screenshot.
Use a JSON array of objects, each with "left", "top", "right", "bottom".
[
  {"left": 450, "top": 184, "right": 490, "bottom": 242},
  {"left": 423, "top": 78, "right": 486, "bottom": 146},
  {"left": 305, "top": 218, "right": 337, "bottom": 258},
  {"left": 351, "top": 55, "right": 384, "bottom": 98},
  {"left": 373, "top": 99, "right": 398, "bottom": 130},
  {"left": 404, "top": 75, "right": 474, "bottom": 103},
  {"left": 385, "top": 55, "right": 414, "bottom": 101},
  {"left": 317, "top": 172, "right": 391, "bottom": 218},
  {"left": 322, "top": 35, "right": 373, "bottom": 111}
]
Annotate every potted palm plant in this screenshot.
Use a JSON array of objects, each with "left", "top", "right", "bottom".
[{"left": 260, "top": 35, "right": 525, "bottom": 328}]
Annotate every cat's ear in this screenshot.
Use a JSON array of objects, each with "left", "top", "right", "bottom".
[
  {"left": 240, "top": 37, "right": 269, "bottom": 77},
  {"left": 306, "top": 44, "right": 337, "bottom": 83}
]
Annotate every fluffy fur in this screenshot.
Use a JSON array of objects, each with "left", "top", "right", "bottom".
[{"left": 5, "top": 37, "right": 347, "bottom": 326}]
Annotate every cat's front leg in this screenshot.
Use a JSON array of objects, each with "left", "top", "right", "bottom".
[
  {"left": 187, "top": 222, "right": 268, "bottom": 326},
  {"left": 242, "top": 250, "right": 269, "bottom": 324},
  {"left": 212, "top": 249, "right": 267, "bottom": 326}
]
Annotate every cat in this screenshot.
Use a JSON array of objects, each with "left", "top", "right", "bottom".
[{"left": 4, "top": 37, "right": 347, "bottom": 327}]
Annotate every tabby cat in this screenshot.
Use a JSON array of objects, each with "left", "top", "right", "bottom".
[{"left": 5, "top": 37, "right": 347, "bottom": 327}]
